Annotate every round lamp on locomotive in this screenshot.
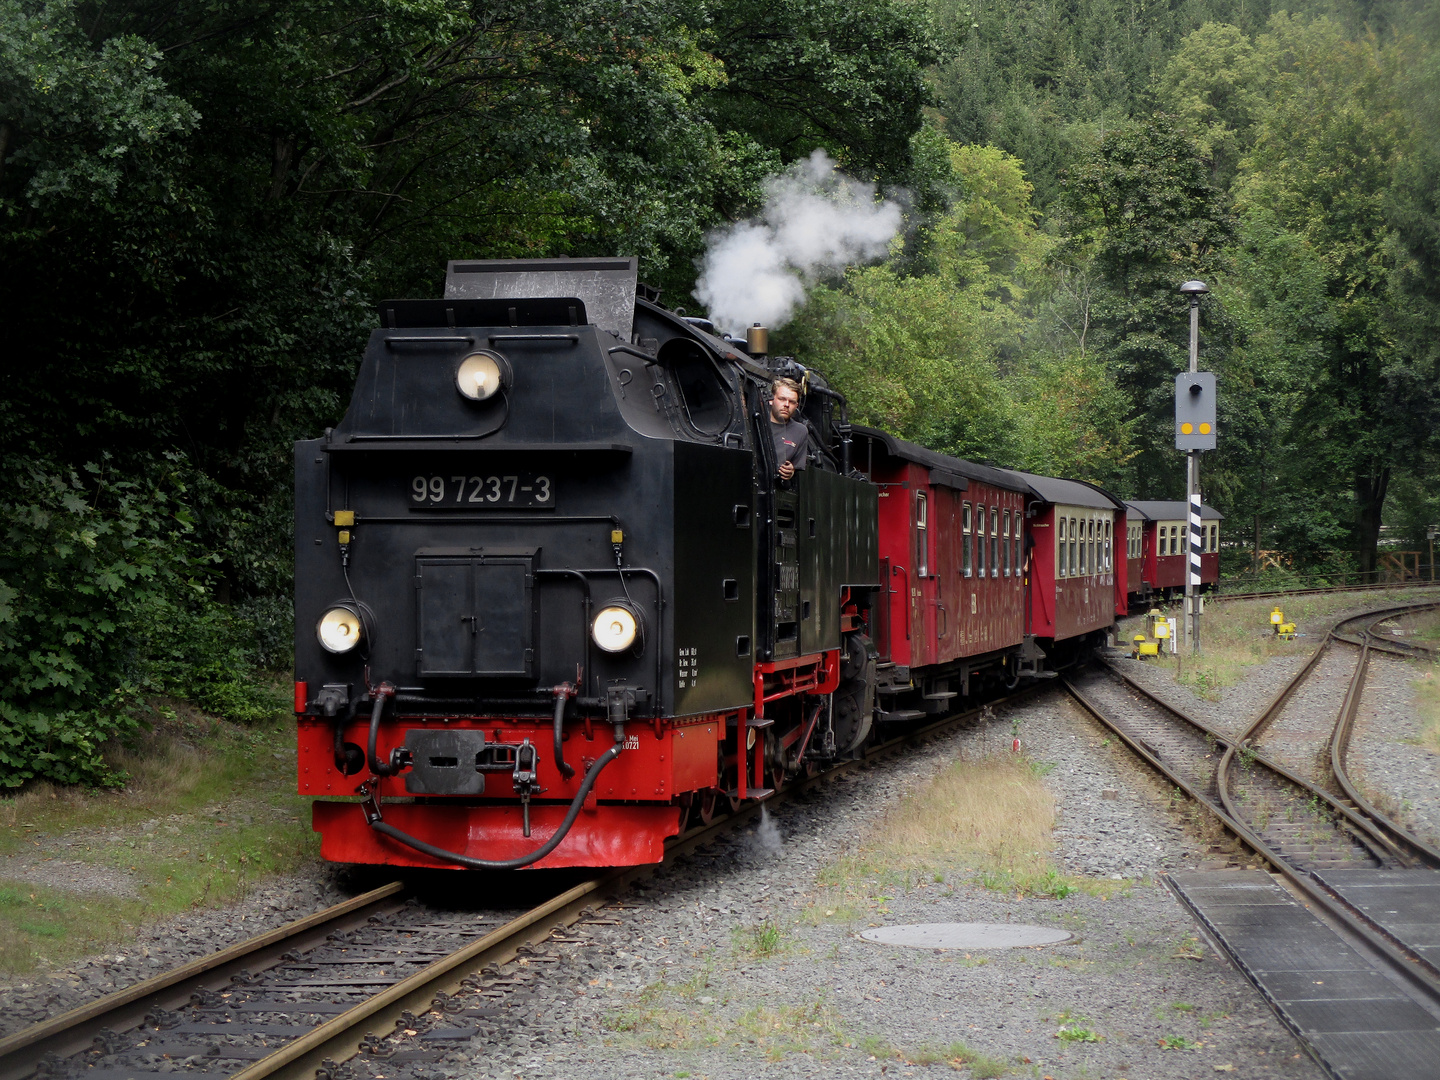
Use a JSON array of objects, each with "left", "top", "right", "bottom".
[
  {"left": 455, "top": 351, "right": 510, "bottom": 400},
  {"left": 317, "top": 605, "right": 365, "bottom": 653},
  {"left": 592, "top": 602, "right": 643, "bottom": 653}
]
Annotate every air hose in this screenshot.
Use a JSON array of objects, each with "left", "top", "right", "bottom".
[
  {"left": 360, "top": 729, "right": 625, "bottom": 870},
  {"left": 365, "top": 683, "right": 400, "bottom": 776}
]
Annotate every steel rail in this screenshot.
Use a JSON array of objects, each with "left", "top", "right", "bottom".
[
  {"left": 1231, "top": 601, "right": 1440, "bottom": 868},
  {"left": 2, "top": 681, "right": 1047, "bottom": 1080},
  {"left": 0, "top": 882, "right": 408, "bottom": 1080},
  {"left": 218, "top": 683, "right": 1053, "bottom": 1080},
  {"left": 1089, "top": 658, "right": 1408, "bottom": 868},
  {"left": 1069, "top": 672, "right": 1440, "bottom": 1006},
  {"left": 1066, "top": 600, "right": 1440, "bottom": 1013},
  {"left": 1329, "top": 607, "right": 1440, "bottom": 868},
  {"left": 1210, "top": 580, "right": 1440, "bottom": 603}
]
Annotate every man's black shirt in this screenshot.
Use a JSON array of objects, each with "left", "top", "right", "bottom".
[{"left": 770, "top": 419, "right": 808, "bottom": 471}]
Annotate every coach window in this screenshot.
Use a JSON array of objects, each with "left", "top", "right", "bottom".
[
  {"left": 962, "top": 502, "right": 973, "bottom": 577},
  {"left": 990, "top": 507, "right": 1000, "bottom": 577},
  {"left": 1014, "top": 514, "right": 1023, "bottom": 576},
  {"left": 1210, "top": 523, "right": 1218, "bottom": 552},
  {"left": 915, "top": 492, "right": 928, "bottom": 577},
  {"left": 976, "top": 506, "right": 986, "bottom": 578},
  {"left": 1070, "top": 517, "right": 1078, "bottom": 576},
  {"left": 1105, "top": 519, "right": 1112, "bottom": 570},
  {"left": 1089, "top": 519, "right": 1097, "bottom": 574},
  {"left": 1057, "top": 517, "right": 1066, "bottom": 576},
  {"left": 1002, "top": 511, "right": 1011, "bottom": 576}
]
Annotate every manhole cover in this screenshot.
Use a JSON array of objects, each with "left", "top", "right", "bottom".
[{"left": 859, "top": 923, "right": 1072, "bottom": 949}]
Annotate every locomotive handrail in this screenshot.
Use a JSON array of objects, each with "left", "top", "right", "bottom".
[
  {"left": 383, "top": 335, "right": 475, "bottom": 345},
  {"left": 488, "top": 333, "right": 580, "bottom": 344},
  {"left": 323, "top": 440, "right": 634, "bottom": 454}
]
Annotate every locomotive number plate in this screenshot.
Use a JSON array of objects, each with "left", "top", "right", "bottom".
[{"left": 409, "top": 473, "right": 553, "bottom": 508}]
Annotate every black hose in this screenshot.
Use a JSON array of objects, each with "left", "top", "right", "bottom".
[
  {"left": 368, "top": 742, "right": 623, "bottom": 870},
  {"left": 553, "top": 691, "right": 575, "bottom": 779},
  {"left": 366, "top": 688, "right": 400, "bottom": 776}
]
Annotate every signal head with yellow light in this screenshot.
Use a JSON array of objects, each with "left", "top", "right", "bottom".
[
  {"left": 456, "top": 350, "right": 511, "bottom": 402},
  {"left": 1175, "top": 372, "right": 1217, "bottom": 450},
  {"left": 592, "top": 600, "right": 643, "bottom": 654}
]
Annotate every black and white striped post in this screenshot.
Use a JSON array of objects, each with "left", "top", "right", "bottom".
[{"left": 1179, "top": 279, "right": 1210, "bottom": 654}]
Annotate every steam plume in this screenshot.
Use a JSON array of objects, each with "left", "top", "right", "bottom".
[{"left": 694, "top": 150, "right": 902, "bottom": 335}]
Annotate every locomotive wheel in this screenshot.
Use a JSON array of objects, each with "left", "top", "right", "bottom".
[
  {"left": 697, "top": 789, "right": 717, "bottom": 825},
  {"left": 832, "top": 632, "right": 876, "bottom": 754}
]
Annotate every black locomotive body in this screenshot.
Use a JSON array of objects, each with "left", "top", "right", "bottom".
[{"left": 293, "top": 258, "right": 879, "bottom": 869}]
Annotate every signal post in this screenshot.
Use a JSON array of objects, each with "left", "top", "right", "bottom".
[{"left": 1177, "top": 280, "right": 1214, "bottom": 654}]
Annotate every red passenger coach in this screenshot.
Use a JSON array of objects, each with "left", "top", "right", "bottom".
[
  {"left": 1010, "top": 473, "right": 1127, "bottom": 656},
  {"left": 1125, "top": 500, "right": 1222, "bottom": 602},
  {"left": 853, "top": 429, "right": 1029, "bottom": 714}
]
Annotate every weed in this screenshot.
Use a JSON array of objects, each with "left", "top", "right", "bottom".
[
  {"left": 1170, "top": 1002, "right": 1197, "bottom": 1012},
  {"left": 1159, "top": 1034, "right": 1203, "bottom": 1050},
  {"left": 734, "top": 921, "right": 787, "bottom": 958},
  {"left": 855, "top": 1033, "right": 896, "bottom": 1058}
]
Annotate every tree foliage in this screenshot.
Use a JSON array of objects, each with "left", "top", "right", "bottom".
[{"left": 0, "top": 0, "right": 937, "bottom": 784}]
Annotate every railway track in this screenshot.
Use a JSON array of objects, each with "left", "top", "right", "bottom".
[
  {"left": 1065, "top": 599, "right": 1440, "bottom": 1079},
  {"left": 1210, "top": 579, "right": 1440, "bottom": 604},
  {"left": 0, "top": 684, "right": 1046, "bottom": 1080}
]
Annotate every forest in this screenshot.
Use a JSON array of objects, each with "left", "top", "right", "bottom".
[{"left": 1, "top": 0, "right": 1437, "bottom": 786}]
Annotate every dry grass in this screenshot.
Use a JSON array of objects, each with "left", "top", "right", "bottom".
[
  {"left": 1125, "top": 588, "right": 1440, "bottom": 699},
  {"left": 815, "top": 753, "right": 1119, "bottom": 901},
  {"left": 1405, "top": 609, "right": 1440, "bottom": 644},
  {"left": 1414, "top": 664, "right": 1440, "bottom": 754},
  {"left": 878, "top": 754, "right": 1056, "bottom": 864}
]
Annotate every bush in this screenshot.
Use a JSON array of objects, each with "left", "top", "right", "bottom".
[
  {"left": 0, "top": 458, "right": 294, "bottom": 788},
  {"left": 0, "top": 459, "right": 205, "bottom": 787},
  {"left": 143, "top": 602, "right": 289, "bottom": 726}
]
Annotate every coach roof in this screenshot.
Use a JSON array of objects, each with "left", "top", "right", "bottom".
[
  {"left": 854, "top": 427, "right": 1030, "bottom": 494},
  {"left": 1007, "top": 471, "right": 1127, "bottom": 512},
  {"left": 1126, "top": 500, "right": 1224, "bottom": 521}
]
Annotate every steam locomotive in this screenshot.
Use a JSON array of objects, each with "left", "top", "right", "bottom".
[{"left": 292, "top": 257, "right": 1214, "bottom": 871}]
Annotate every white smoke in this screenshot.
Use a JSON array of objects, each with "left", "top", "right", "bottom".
[
  {"left": 747, "top": 805, "right": 784, "bottom": 858},
  {"left": 694, "top": 150, "right": 903, "bottom": 335}
]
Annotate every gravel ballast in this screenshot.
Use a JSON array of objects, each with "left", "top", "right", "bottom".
[
  {"left": 0, "top": 870, "right": 354, "bottom": 1037},
  {"left": 1348, "top": 652, "right": 1440, "bottom": 848},
  {"left": 412, "top": 692, "right": 1324, "bottom": 1080}
]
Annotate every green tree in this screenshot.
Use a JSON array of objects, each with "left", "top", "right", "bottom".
[
  {"left": 1055, "top": 115, "right": 1233, "bottom": 497},
  {"left": 1233, "top": 14, "right": 1413, "bottom": 577}
]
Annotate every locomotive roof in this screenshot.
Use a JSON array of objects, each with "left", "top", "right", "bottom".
[
  {"left": 1006, "top": 471, "right": 1128, "bottom": 511},
  {"left": 853, "top": 427, "right": 1030, "bottom": 493},
  {"left": 1126, "top": 500, "right": 1224, "bottom": 521}
]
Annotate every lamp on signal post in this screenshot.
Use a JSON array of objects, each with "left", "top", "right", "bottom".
[{"left": 1178, "top": 280, "right": 1210, "bottom": 654}]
